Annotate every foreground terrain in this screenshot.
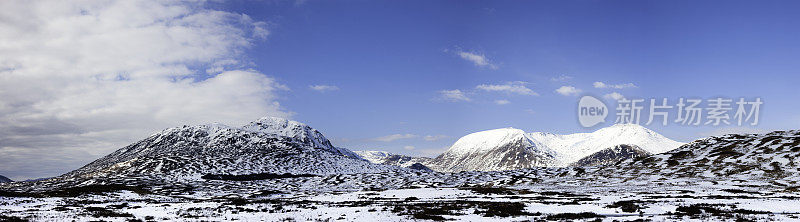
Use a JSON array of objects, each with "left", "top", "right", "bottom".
[
  {"left": 2, "top": 118, "right": 799, "bottom": 221},
  {"left": 2, "top": 179, "right": 800, "bottom": 221}
]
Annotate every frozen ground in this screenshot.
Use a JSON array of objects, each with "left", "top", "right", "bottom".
[
  {"left": 2, "top": 127, "right": 798, "bottom": 221},
  {"left": 2, "top": 181, "right": 800, "bottom": 221}
]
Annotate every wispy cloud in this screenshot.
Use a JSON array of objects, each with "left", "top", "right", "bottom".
[
  {"left": 456, "top": 51, "right": 498, "bottom": 69},
  {"left": 436, "top": 89, "right": 471, "bottom": 102},
  {"left": 603, "top": 92, "right": 625, "bottom": 100},
  {"left": 423, "top": 135, "right": 448, "bottom": 141},
  {"left": 494, "top": 99, "right": 511, "bottom": 105},
  {"left": 550, "top": 75, "right": 573, "bottom": 82},
  {"left": 309, "top": 85, "right": 339, "bottom": 92},
  {"left": 476, "top": 82, "right": 538, "bottom": 96},
  {"left": 594, "top": 81, "right": 637, "bottom": 89},
  {"left": 554, "top": 86, "right": 582, "bottom": 96},
  {"left": 403, "top": 146, "right": 416, "bottom": 151},
  {"left": 294, "top": 0, "right": 309, "bottom": 6},
  {"left": 373, "top": 134, "right": 418, "bottom": 142}
]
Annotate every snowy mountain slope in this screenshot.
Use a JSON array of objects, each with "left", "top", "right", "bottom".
[
  {"left": 527, "top": 124, "right": 682, "bottom": 165},
  {"left": 55, "top": 117, "right": 398, "bottom": 182},
  {"left": 0, "top": 175, "right": 11, "bottom": 183},
  {"left": 354, "top": 151, "right": 394, "bottom": 164},
  {"left": 429, "top": 128, "right": 561, "bottom": 172},
  {"left": 354, "top": 151, "right": 433, "bottom": 168},
  {"left": 241, "top": 117, "right": 360, "bottom": 159},
  {"left": 430, "top": 124, "right": 682, "bottom": 172},
  {"left": 592, "top": 130, "right": 800, "bottom": 182},
  {"left": 569, "top": 144, "right": 650, "bottom": 167}
]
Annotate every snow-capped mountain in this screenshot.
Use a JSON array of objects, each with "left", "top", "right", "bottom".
[
  {"left": 429, "top": 124, "right": 683, "bottom": 172},
  {"left": 60, "top": 117, "right": 395, "bottom": 181},
  {"left": 0, "top": 175, "right": 11, "bottom": 183},
  {"left": 570, "top": 144, "right": 650, "bottom": 167},
  {"left": 354, "top": 151, "right": 433, "bottom": 168},
  {"left": 429, "top": 128, "right": 561, "bottom": 172},
  {"left": 527, "top": 124, "right": 681, "bottom": 164}
]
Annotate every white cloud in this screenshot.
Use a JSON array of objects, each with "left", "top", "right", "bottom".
[
  {"left": 309, "top": 85, "right": 340, "bottom": 92},
  {"left": 494, "top": 99, "right": 511, "bottom": 105},
  {"left": 423, "top": 135, "right": 448, "bottom": 141},
  {"left": 436, "top": 89, "right": 471, "bottom": 102},
  {"left": 373, "top": 134, "right": 418, "bottom": 142},
  {"left": 403, "top": 146, "right": 416, "bottom": 151},
  {"left": 0, "top": 1, "right": 287, "bottom": 180},
  {"left": 550, "top": 75, "right": 573, "bottom": 82},
  {"left": 593, "top": 81, "right": 637, "bottom": 89},
  {"left": 457, "top": 51, "right": 498, "bottom": 69},
  {"left": 554, "top": 86, "right": 582, "bottom": 96},
  {"left": 476, "top": 82, "right": 538, "bottom": 96},
  {"left": 603, "top": 92, "right": 625, "bottom": 100}
]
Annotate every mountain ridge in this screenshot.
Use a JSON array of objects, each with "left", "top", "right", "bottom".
[
  {"left": 590, "top": 130, "right": 800, "bottom": 182},
  {"left": 427, "top": 124, "right": 683, "bottom": 172},
  {"left": 59, "top": 117, "right": 395, "bottom": 182}
]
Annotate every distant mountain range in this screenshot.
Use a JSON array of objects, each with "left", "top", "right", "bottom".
[
  {"left": 358, "top": 124, "right": 683, "bottom": 172},
  {"left": 5, "top": 118, "right": 685, "bottom": 185},
  {"left": 354, "top": 151, "right": 432, "bottom": 168},
  {"left": 2, "top": 116, "right": 798, "bottom": 196},
  {"left": 0, "top": 175, "right": 11, "bottom": 183}
]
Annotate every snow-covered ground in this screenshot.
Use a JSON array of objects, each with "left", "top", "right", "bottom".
[{"left": 3, "top": 183, "right": 800, "bottom": 221}]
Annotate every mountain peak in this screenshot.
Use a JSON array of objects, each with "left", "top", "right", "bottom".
[
  {"left": 446, "top": 127, "right": 528, "bottom": 155},
  {"left": 242, "top": 116, "right": 308, "bottom": 133},
  {"left": 246, "top": 116, "right": 299, "bottom": 127},
  {"left": 240, "top": 116, "right": 334, "bottom": 149}
]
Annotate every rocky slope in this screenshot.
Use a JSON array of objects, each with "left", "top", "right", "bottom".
[
  {"left": 590, "top": 130, "right": 800, "bottom": 182},
  {"left": 57, "top": 117, "right": 397, "bottom": 182},
  {"left": 354, "top": 151, "right": 433, "bottom": 168},
  {"left": 570, "top": 144, "right": 650, "bottom": 167}
]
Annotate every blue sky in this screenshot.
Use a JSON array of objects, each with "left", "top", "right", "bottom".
[
  {"left": 3, "top": 0, "right": 800, "bottom": 180},
  {"left": 203, "top": 0, "right": 800, "bottom": 156}
]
